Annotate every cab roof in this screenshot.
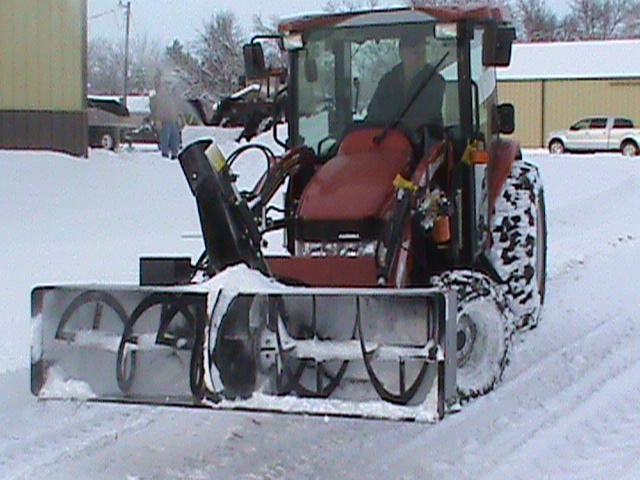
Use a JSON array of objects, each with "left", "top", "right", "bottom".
[{"left": 278, "top": 5, "right": 510, "bottom": 34}]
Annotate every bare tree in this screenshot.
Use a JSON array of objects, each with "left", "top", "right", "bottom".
[
  {"left": 323, "top": 0, "right": 380, "bottom": 12},
  {"left": 406, "top": 0, "right": 640, "bottom": 41},
  {"left": 163, "top": 11, "right": 246, "bottom": 103},
  {"left": 404, "top": 0, "right": 460, "bottom": 5},
  {"left": 164, "top": 39, "right": 211, "bottom": 100},
  {"left": 88, "top": 35, "right": 164, "bottom": 95},
  {"left": 565, "top": 0, "right": 640, "bottom": 39},
  {"left": 127, "top": 36, "right": 164, "bottom": 94},
  {"left": 405, "top": 0, "right": 511, "bottom": 8},
  {"left": 566, "top": 0, "right": 621, "bottom": 39},
  {"left": 512, "top": 0, "right": 561, "bottom": 41},
  {"left": 251, "top": 14, "right": 287, "bottom": 71},
  {"left": 88, "top": 37, "right": 123, "bottom": 94},
  {"left": 197, "top": 11, "right": 245, "bottom": 98},
  {"left": 621, "top": 9, "right": 640, "bottom": 37}
]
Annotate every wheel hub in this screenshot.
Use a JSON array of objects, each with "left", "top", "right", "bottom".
[
  {"left": 254, "top": 321, "right": 277, "bottom": 374},
  {"left": 457, "top": 314, "right": 477, "bottom": 367}
]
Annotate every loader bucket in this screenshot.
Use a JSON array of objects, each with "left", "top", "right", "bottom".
[{"left": 31, "top": 279, "right": 457, "bottom": 422}]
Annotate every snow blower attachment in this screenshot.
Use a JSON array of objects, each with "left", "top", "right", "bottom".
[
  {"left": 31, "top": 138, "right": 458, "bottom": 421},
  {"left": 31, "top": 6, "right": 547, "bottom": 422},
  {"left": 31, "top": 286, "right": 458, "bottom": 420}
]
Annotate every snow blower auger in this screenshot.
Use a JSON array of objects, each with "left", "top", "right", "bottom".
[{"left": 31, "top": 6, "right": 547, "bottom": 422}]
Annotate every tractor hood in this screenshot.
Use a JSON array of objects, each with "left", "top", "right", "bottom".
[{"left": 297, "top": 128, "right": 413, "bottom": 222}]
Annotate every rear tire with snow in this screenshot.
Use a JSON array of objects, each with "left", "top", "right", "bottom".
[
  {"left": 435, "top": 270, "right": 514, "bottom": 400},
  {"left": 490, "top": 160, "right": 547, "bottom": 330}
]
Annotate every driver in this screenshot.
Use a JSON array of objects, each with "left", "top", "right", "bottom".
[{"left": 367, "top": 32, "right": 445, "bottom": 133}]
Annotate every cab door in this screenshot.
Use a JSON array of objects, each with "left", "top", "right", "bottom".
[
  {"left": 586, "top": 117, "right": 609, "bottom": 150},
  {"left": 565, "top": 118, "right": 590, "bottom": 150}
]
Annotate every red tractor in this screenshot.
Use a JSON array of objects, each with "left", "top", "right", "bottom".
[{"left": 32, "top": 5, "right": 545, "bottom": 422}]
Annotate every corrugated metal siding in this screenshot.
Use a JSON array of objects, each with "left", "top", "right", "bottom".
[
  {"left": 499, "top": 81, "right": 543, "bottom": 148},
  {"left": 544, "top": 79, "right": 640, "bottom": 136},
  {"left": 498, "top": 78, "right": 640, "bottom": 148},
  {"left": 0, "top": 0, "right": 87, "bottom": 155},
  {"left": 0, "top": 111, "right": 86, "bottom": 155},
  {"left": 0, "top": 0, "right": 85, "bottom": 111}
]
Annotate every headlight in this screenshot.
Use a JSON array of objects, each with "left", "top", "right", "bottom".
[{"left": 296, "top": 241, "right": 377, "bottom": 257}]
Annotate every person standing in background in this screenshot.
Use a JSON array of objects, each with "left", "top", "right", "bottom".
[{"left": 151, "top": 75, "right": 182, "bottom": 159}]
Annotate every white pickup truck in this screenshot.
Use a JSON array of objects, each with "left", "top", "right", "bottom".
[{"left": 547, "top": 116, "right": 640, "bottom": 156}]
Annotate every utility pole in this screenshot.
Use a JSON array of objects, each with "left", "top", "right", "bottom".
[{"left": 119, "top": 1, "right": 131, "bottom": 108}]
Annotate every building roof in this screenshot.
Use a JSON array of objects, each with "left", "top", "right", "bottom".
[{"left": 497, "top": 39, "right": 640, "bottom": 81}]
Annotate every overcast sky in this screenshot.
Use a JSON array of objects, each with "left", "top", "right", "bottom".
[{"left": 88, "top": 0, "right": 573, "bottom": 46}]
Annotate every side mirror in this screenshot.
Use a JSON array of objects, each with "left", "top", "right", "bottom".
[
  {"left": 483, "top": 24, "right": 516, "bottom": 67},
  {"left": 494, "top": 103, "right": 515, "bottom": 135},
  {"left": 243, "top": 43, "right": 266, "bottom": 79}
]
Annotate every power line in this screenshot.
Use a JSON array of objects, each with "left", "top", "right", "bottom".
[{"left": 88, "top": 9, "right": 117, "bottom": 21}]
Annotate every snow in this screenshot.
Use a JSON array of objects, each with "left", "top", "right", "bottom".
[
  {"left": 39, "top": 365, "right": 97, "bottom": 401},
  {"left": 2, "top": 129, "right": 640, "bottom": 478},
  {"left": 88, "top": 94, "right": 152, "bottom": 114},
  {"left": 499, "top": 39, "right": 640, "bottom": 80}
]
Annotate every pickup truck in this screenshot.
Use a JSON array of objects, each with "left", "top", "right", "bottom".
[
  {"left": 547, "top": 116, "right": 640, "bottom": 156},
  {"left": 87, "top": 97, "right": 138, "bottom": 150}
]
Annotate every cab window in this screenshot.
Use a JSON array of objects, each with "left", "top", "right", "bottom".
[
  {"left": 613, "top": 118, "right": 633, "bottom": 129},
  {"left": 571, "top": 119, "right": 590, "bottom": 130},
  {"left": 589, "top": 118, "right": 607, "bottom": 129}
]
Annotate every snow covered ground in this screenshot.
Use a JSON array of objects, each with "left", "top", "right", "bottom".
[{"left": 2, "top": 129, "right": 640, "bottom": 479}]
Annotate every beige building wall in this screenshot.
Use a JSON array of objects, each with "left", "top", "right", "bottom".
[
  {"left": 544, "top": 79, "right": 640, "bottom": 136},
  {"left": 499, "top": 81, "right": 543, "bottom": 148},
  {"left": 0, "top": 0, "right": 87, "bottom": 155},
  {"left": 0, "top": 0, "right": 85, "bottom": 110},
  {"left": 498, "top": 78, "right": 640, "bottom": 149}
]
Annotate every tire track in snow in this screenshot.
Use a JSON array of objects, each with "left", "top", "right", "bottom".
[
  {"left": 0, "top": 398, "right": 159, "bottom": 480},
  {"left": 355, "top": 312, "right": 640, "bottom": 480},
  {"left": 200, "top": 232, "right": 640, "bottom": 480},
  {"left": 532, "top": 154, "right": 640, "bottom": 282},
  {"left": 353, "top": 240, "right": 640, "bottom": 479},
  {"left": 481, "top": 355, "right": 640, "bottom": 480}
]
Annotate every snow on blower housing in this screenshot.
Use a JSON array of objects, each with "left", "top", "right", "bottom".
[{"left": 31, "top": 5, "right": 546, "bottom": 422}]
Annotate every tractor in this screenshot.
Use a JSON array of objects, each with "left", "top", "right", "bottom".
[{"left": 31, "top": 5, "right": 546, "bottom": 422}]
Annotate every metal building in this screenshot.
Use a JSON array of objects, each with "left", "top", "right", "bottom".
[
  {"left": 498, "top": 40, "right": 640, "bottom": 148},
  {"left": 0, "top": 0, "right": 87, "bottom": 156}
]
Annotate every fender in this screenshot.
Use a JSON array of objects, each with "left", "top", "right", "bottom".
[
  {"left": 618, "top": 136, "right": 640, "bottom": 150},
  {"left": 487, "top": 138, "right": 520, "bottom": 215}
]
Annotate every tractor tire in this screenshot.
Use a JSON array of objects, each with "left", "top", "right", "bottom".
[
  {"left": 434, "top": 270, "right": 514, "bottom": 400},
  {"left": 489, "top": 160, "right": 547, "bottom": 330}
]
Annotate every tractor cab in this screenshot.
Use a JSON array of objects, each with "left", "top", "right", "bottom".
[{"left": 243, "top": 7, "right": 517, "bottom": 286}]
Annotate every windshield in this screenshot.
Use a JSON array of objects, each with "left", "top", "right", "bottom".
[
  {"left": 292, "top": 23, "right": 459, "bottom": 155},
  {"left": 290, "top": 22, "right": 499, "bottom": 156}
]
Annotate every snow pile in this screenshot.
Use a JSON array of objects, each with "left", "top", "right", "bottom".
[
  {"left": 201, "top": 263, "right": 288, "bottom": 295},
  {"left": 208, "top": 392, "right": 441, "bottom": 423},
  {"left": 39, "top": 365, "right": 96, "bottom": 401}
]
